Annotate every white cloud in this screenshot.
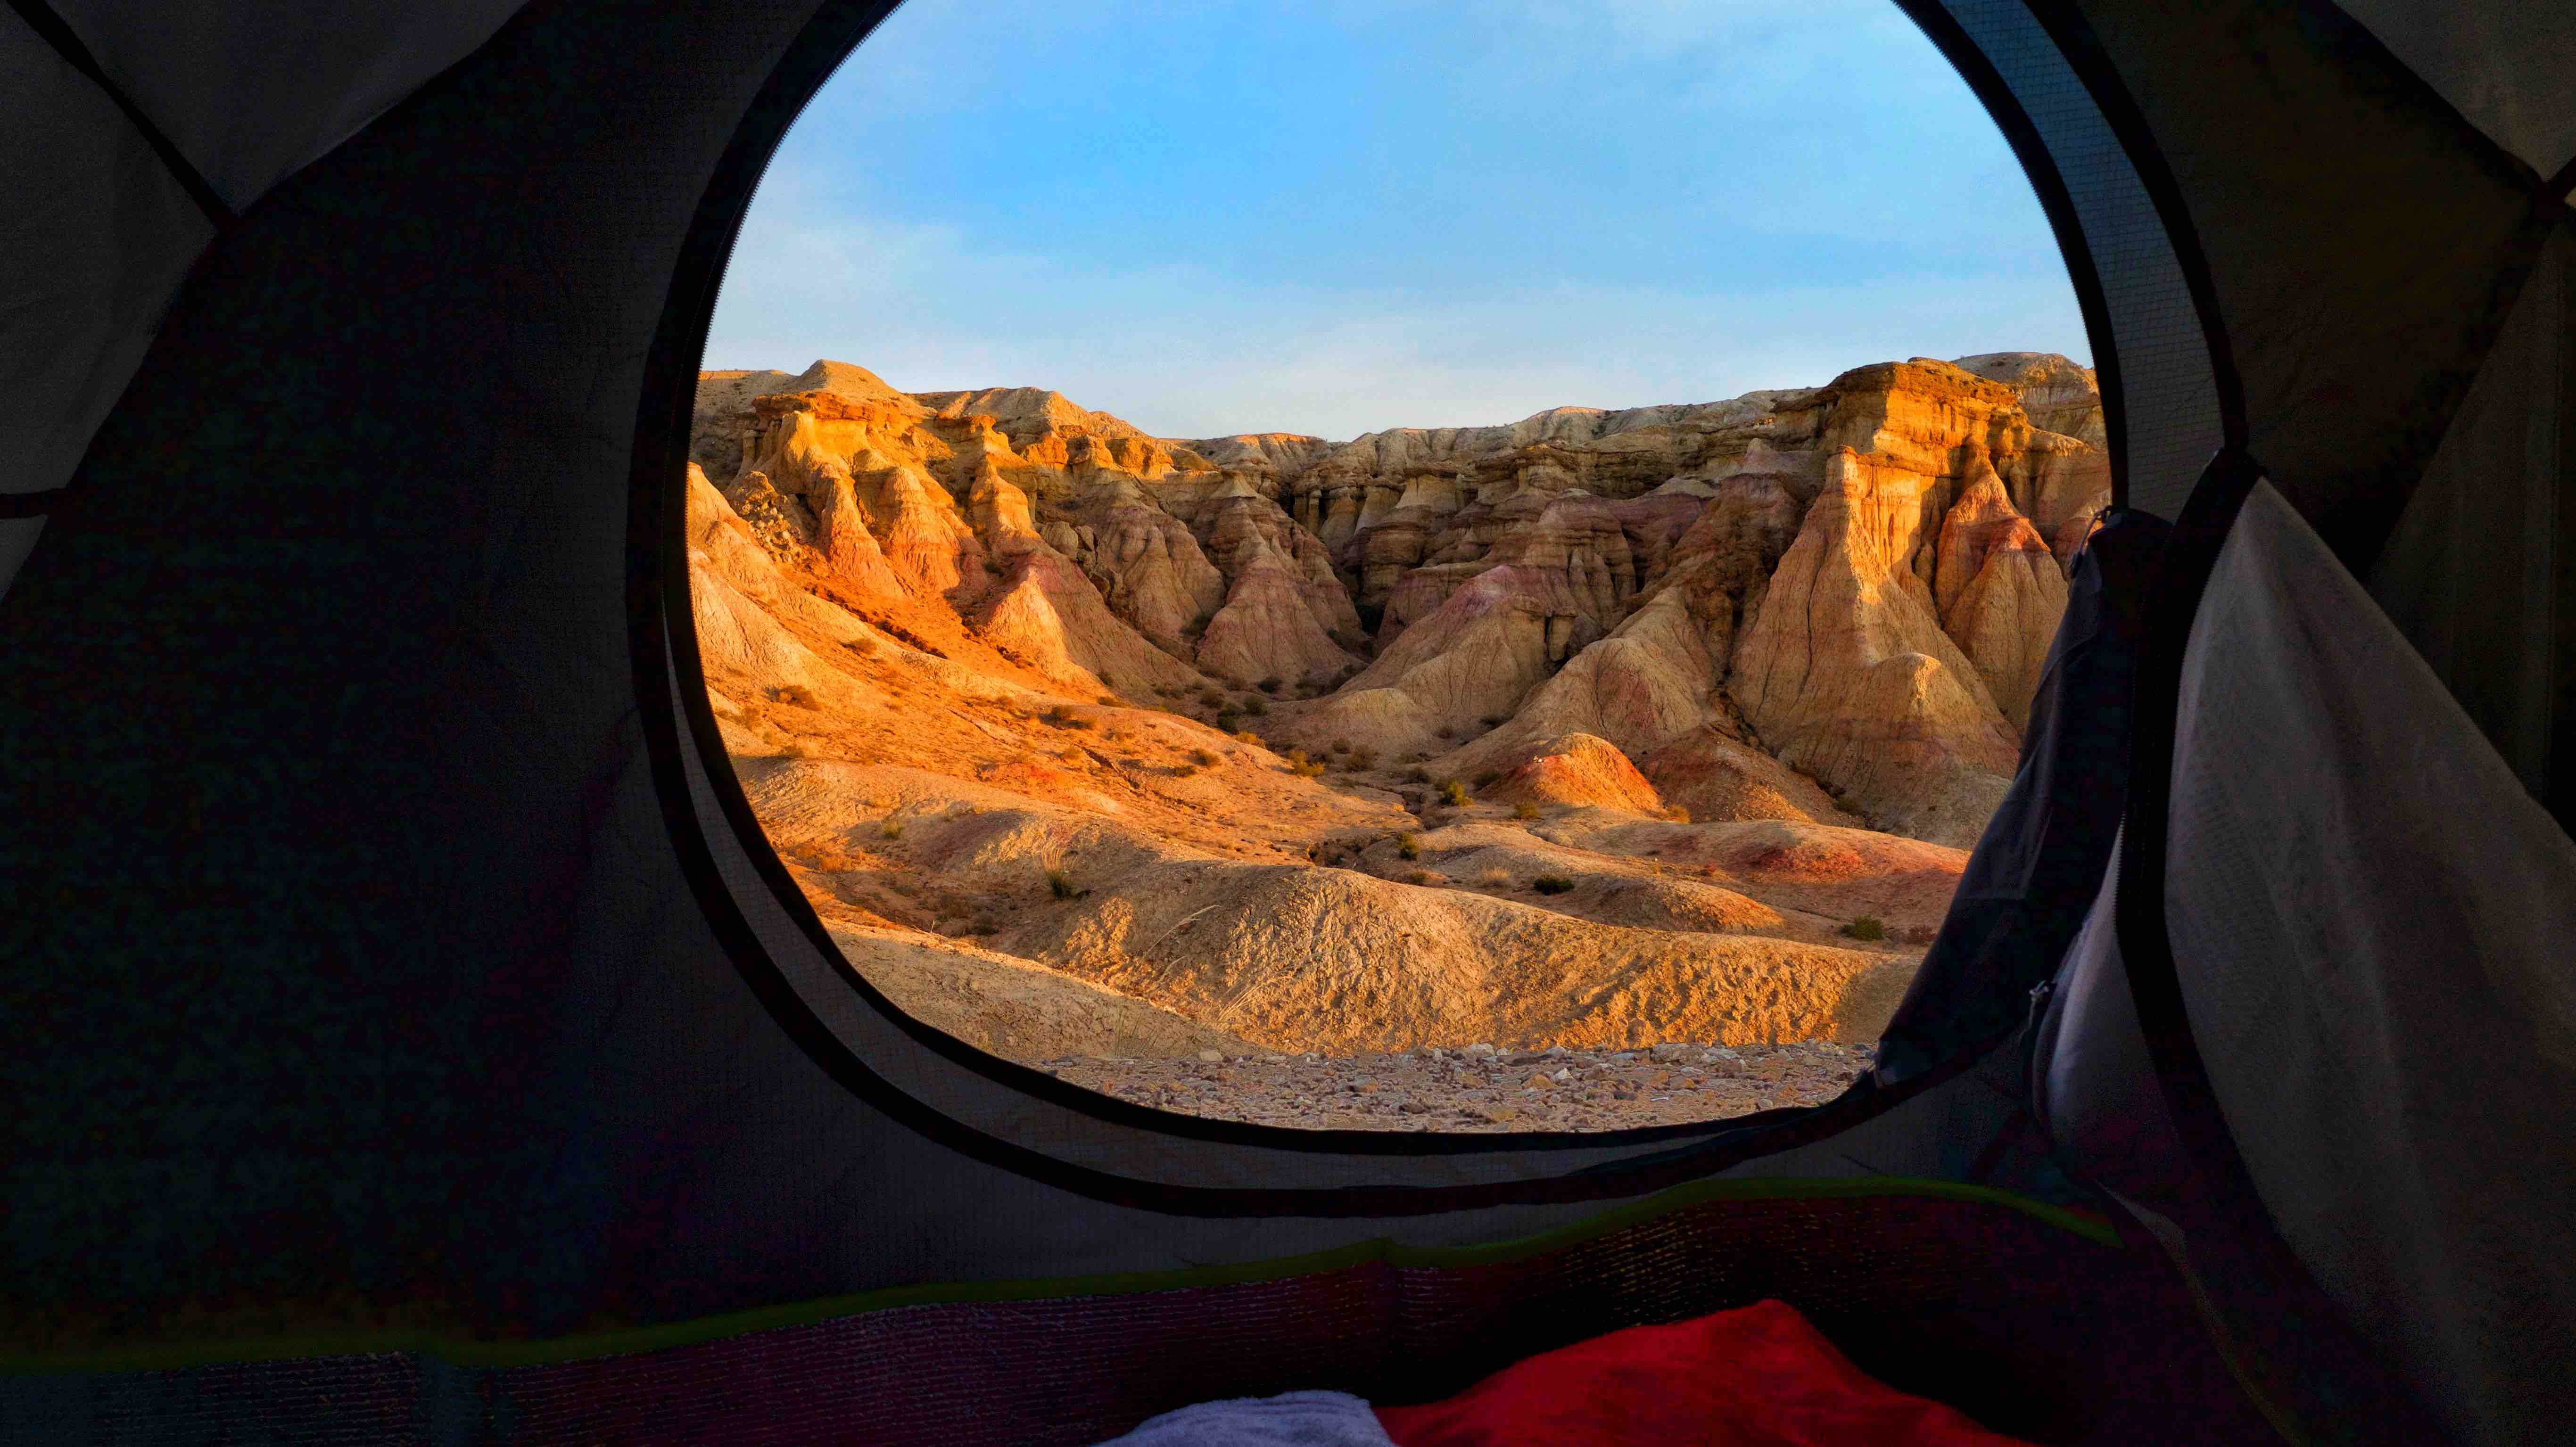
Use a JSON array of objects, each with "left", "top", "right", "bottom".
[
  {"left": 703, "top": 0, "right": 2087, "bottom": 439},
  {"left": 705, "top": 197, "right": 2085, "bottom": 440}
]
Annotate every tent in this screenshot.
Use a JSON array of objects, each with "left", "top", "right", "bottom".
[{"left": 3, "top": 0, "right": 2569, "bottom": 1440}]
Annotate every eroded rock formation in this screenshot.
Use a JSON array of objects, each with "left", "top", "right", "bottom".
[
  {"left": 691, "top": 351, "right": 2104, "bottom": 847},
  {"left": 682, "top": 349, "right": 2107, "bottom": 1076}
]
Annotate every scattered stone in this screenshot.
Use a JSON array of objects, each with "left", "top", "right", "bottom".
[
  {"left": 1197, "top": 1049, "right": 1225, "bottom": 1062},
  {"left": 1030, "top": 1037, "right": 1872, "bottom": 1131}
]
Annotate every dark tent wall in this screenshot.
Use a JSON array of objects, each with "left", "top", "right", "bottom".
[
  {"left": 2369, "top": 222, "right": 2575, "bottom": 813},
  {"left": 7, "top": 2, "right": 2573, "bottom": 1441},
  {"left": 2330, "top": 0, "right": 2576, "bottom": 185},
  {"left": 0, "top": 0, "right": 2042, "bottom": 1355},
  {"left": 0, "top": 0, "right": 522, "bottom": 551},
  {"left": 2065, "top": 0, "right": 2561, "bottom": 559},
  {"left": 2014, "top": 5, "right": 2576, "bottom": 1439}
]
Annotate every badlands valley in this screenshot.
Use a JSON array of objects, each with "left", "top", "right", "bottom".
[{"left": 686, "top": 353, "right": 2104, "bottom": 1129}]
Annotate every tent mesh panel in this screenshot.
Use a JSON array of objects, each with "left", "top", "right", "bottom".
[
  {"left": 4, "top": 1192, "right": 2274, "bottom": 1446},
  {"left": 1936, "top": 0, "right": 2224, "bottom": 518}
]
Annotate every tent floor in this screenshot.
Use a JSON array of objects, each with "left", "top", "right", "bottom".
[{"left": 5, "top": 1185, "right": 2280, "bottom": 1445}]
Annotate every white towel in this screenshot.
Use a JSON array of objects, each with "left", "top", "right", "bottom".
[{"left": 1089, "top": 1389, "right": 1395, "bottom": 1447}]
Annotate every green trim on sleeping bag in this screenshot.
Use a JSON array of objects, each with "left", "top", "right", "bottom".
[{"left": 1, "top": 1175, "right": 2118, "bottom": 1374}]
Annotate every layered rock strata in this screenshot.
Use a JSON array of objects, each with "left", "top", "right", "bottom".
[
  {"left": 693, "top": 353, "right": 2105, "bottom": 846},
  {"left": 681, "top": 351, "right": 2104, "bottom": 1085}
]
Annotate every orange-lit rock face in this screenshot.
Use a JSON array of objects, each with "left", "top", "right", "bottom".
[
  {"left": 1729, "top": 449, "right": 2023, "bottom": 847},
  {"left": 1935, "top": 460, "right": 2070, "bottom": 729},
  {"left": 1484, "top": 733, "right": 1666, "bottom": 814},
  {"left": 692, "top": 352, "right": 2100, "bottom": 850},
  {"left": 683, "top": 351, "right": 2109, "bottom": 1065}
]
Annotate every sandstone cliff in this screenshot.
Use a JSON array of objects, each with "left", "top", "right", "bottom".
[{"left": 683, "top": 351, "right": 2107, "bottom": 1073}]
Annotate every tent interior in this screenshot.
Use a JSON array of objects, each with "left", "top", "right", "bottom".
[{"left": 3, "top": 0, "right": 2570, "bottom": 1442}]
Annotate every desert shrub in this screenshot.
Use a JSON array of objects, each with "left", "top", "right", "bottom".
[
  {"left": 1214, "top": 712, "right": 1240, "bottom": 733},
  {"left": 1665, "top": 805, "right": 1692, "bottom": 823},
  {"left": 1233, "top": 730, "right": 1262, "bottom": 745},
  {"left": 1293, "top": 760, "right": 1327, "bottom": 779},
  {"left": 1511, "top": 801, "right": 1539, "bottom": 820},
  {"left": 1396, "top": 832, "right": 1421, "bottom": 860},
  {"left": 1404, "top": 766, "right": 1431, "bottom": 783},
  {"left": 1189, "top": 748, "right": 1218, "bottom": 766},
  {"left": 1041, "top": 707, "right": 1093, "bottom": 730},
  {"left": 1472, "top": 770, "right": 1502, "bottom": 789},
  {"left": 1438, "top": 779, "right": 1470, "bottom": 807},
  {"left": 1330, "top": 738, "right": 1351, "bottom": 753},
  {"left": 1240, "top": 696, "right": 1268, "bottom": 716},
  {"left": 1531, "top": 874, "right": 1575, "bottom": 895},
  {"left": 1257, "top": 676, "right": 1284, "bottom": 693},
  {"left": 1059, "top": 746, "right": 1084, "bottom": 762},
  {"left": 1407, "top": 870, "right": 1432, "bottom": 885},
  {"left": 1285, "top": 748, "right": 1311, "bottom": 765},
  {"left": 880, "top": 818, "right": 905, "bottom": 840},
  {"left": 1047, "top": 868, "right": 1081, "bottom": 900},
  {"left": 770, "top": 683, "right": 819, "bottom": 708},
  {"left": 1098, "top": 694, "right": 1119, "bottom": 706},
  {"left": 1172, "top": 765, "right": 1199, "bottom": 779},
  {"left": 1434, "top": 725, "right": 1455, "bottom": 740},
  {"left": 1841, "top": 916, "right": 1888, "bottom": 942},
  {"left": 1475, "top": 866, "right": 1511, "bottom": 888},
  {"left": 1347, "top": 747, "right": 1377, "bottom": 770}
]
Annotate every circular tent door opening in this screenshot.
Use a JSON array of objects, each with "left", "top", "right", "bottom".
[{"left": 684, "top": 0, "right": 2099, "bottom": 1134}]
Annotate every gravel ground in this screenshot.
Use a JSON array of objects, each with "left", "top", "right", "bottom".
[{"left": 1040, "top": 1040, "right": 1875, "bottom": 1132}]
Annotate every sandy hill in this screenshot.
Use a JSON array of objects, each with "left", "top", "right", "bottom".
[{"left": 684, "top": 353, "right": 2107, "bottom": 1066}]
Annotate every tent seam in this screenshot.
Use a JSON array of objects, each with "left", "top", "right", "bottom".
[{"left": 0, "top": 0, "right": 236, "bottom": 228}]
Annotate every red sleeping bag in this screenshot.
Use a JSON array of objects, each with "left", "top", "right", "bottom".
[{"left": 1372, "top": 1299, "right": 2037, "bottom": 1447}]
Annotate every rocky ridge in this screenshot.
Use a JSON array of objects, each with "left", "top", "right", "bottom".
[{"left": 686, "top": 351, "right": 2105, "bottom": 1126}]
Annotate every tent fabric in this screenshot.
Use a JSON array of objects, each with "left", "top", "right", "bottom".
[
  {"left": 5, "top": 0, "right": 2574, "bottom": 1436},
  {"left": 0, "top": 5, "right": 212, "bottom": 507},
  {"left": 2368, "top": 221, "right": 2576, "bottom": 824},
  {"left": 0, "top": 0, "right": 2023, "bottom": 1358},
  {"left": 1, "top": 1186, "right": 2277, "bottom": 1446},
  {"left": 2162, "top": 480, "right": 2576, "bottom": 1446},
  {"left": 2330, "top": 0, "right": 2576, "bottom": 181},
  {"left": 1911, "top": 0, "right": 2224, "bottom": 518},
  {"left": 0, "top": 0, "right": 530, "bottom": 519},
  {"left": 2067, "top": 0, "right": 2560, "bottom": 568},
  {"left": 1874, "top": 508, "right": 2169, "bottom": 1085},
  {"left": 40, "top": 0, "right": 531, "bottom": 211},
  {"left": 2031, "top": 834, "right": 2176, "bottom": 1218}
]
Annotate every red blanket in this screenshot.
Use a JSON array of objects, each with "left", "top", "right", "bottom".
[{"left": 1373, "top": 1299, "right": 2037, "bottom": 1447}]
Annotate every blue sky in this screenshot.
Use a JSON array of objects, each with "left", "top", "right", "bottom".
[{"left": 704, "top": 0, "right": 2086, "bottom": 441}]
